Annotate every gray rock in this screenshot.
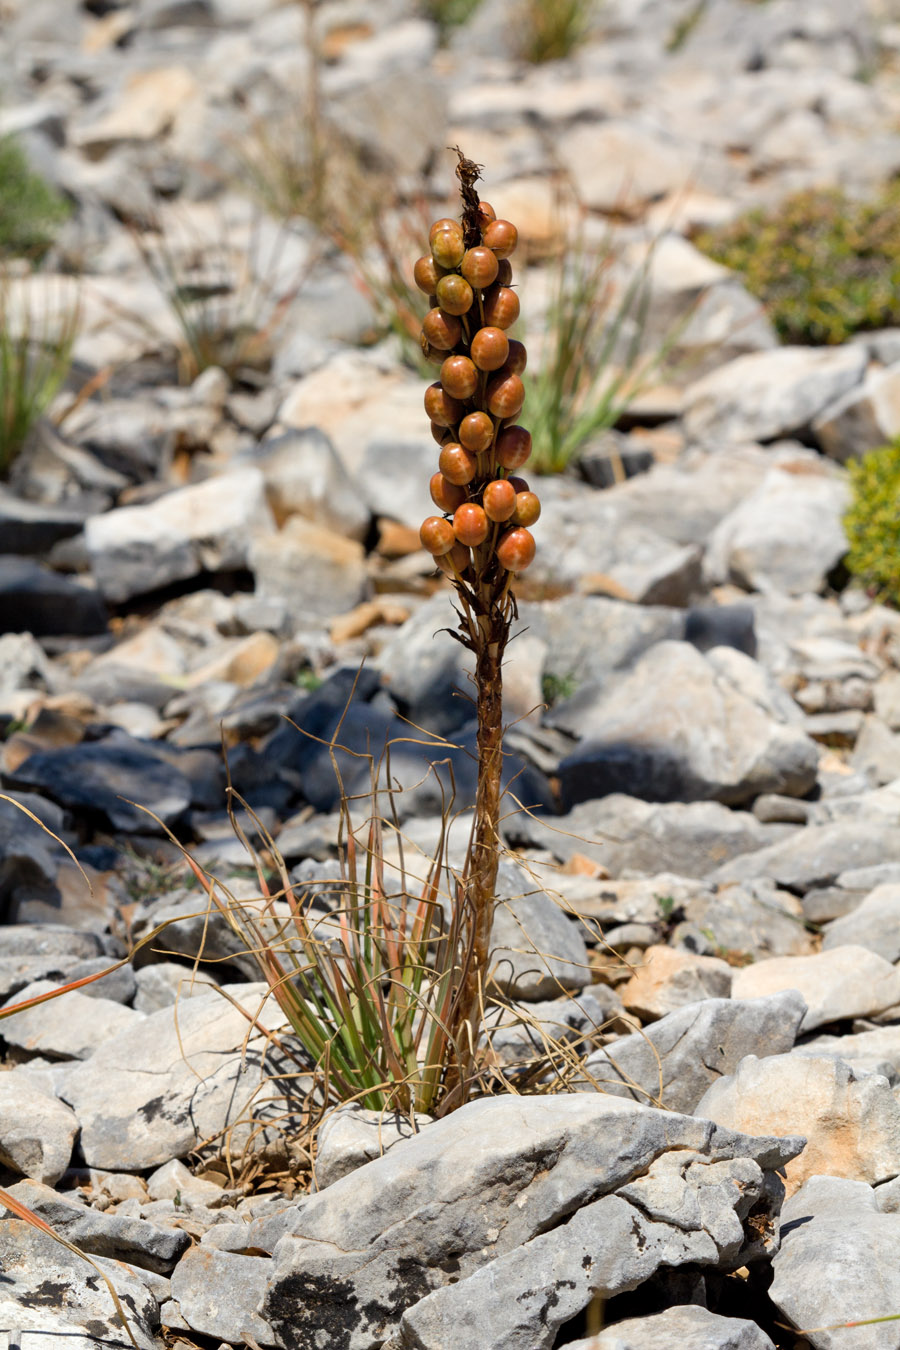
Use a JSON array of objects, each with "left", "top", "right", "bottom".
[
  {"left": 485, "top": 986, "right": 625, "bottom": 1067},
  {"left": 392, "top": 1143, "right": 790, "bottom": 1350},
  {"left": 0, "top": 556, "right": 107, "bottom": 638},
  {"left": 550, "top": 641, "right": 818, "bottom": 808},
  {"left": 769, "top": 1176, "right": 900, "bottom": 1350},
  {"left": 314, "top": 1106, "right": 434, "bottom": 1190},
  {"left": 696, "top": 1053, "right": 900, "bottom": 1195},
  {"left": 250, "top": 425, "right": 370, "bottom": 540},
  {"left": 1, "top": 980, "right": 144, "bottom": 1059},
  {"left": 263, "top": 1095, "right": 801, "bottom": 1349},
  {"left": 683, "top": 345, "right": 867, "bottom": 445},
  {"left": 731, "top": 946, "right": 900, "bottom": 1031},
  {"left": 358, "top": 437, "right": 437, "bottom": 531},
  {"left": 679, "top": 879, "right": 812, "bottom": 958},
  {"left": 169, "top": 1245, "right": 274, "bottom": 1344},
  {"left": 0, "top": 922, "right": 104, "bottom": 1003},
  {"left": 0, "top": 1214, "right": 160, "bottom": 1349},
  {"left": 578, "top": 990, "right": 806, "bottom": 1113},
  {"left": 796, "top": 1025, "right": 900, "bottom": 1083},
  {"left": 813, "top": 361, "right": 900, "bottom": 462},
  {"left": 851, "top": 715, "right": 900, "bottom": 785},
  {"left": 249, "top": 514, "right": 369, "bottom": 622},
  {"left": 704, "top": 467, "right": 849, "bottom": 596},
  {"left": 507, "top": 796, "right": 784, "bottom": 879},
  {"left": 5, "top": 1178, "right": 190, "bottom": 1274},
  {"left": 823, "top": 883, "right": 900, "bottom": 962},
  {"left": 4, "top": 739, "right": 194, "bottom": 833},
  {"left": 490, "top": 859, "right": 590, "bottom": 999},
  {"left": 85, "top": 468, "right": 273, "bottom": 602},
  {"left": 60, "top": 988, "right": 289, "bottom": 1170},
  {"left": 710, "top": 820, "right": 900, "bottom": 891},
  {"left": 555, "top": 1305, "right": 776, "bottom": 1349},
  {"left": 0, "top": 632, "right": 57, "bottom": 697},
  {"left": 0, "top": 485, "right": 91, "bottom": 555},
  {"left": 0, "top": 1072, "right": 78, "bottom": 1184}
]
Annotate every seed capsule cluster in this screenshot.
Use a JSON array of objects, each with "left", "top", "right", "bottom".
[{"left": 416, "top": 202, "right": 539, "bottom": 584}]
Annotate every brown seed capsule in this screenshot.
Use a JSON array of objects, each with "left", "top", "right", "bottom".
[
  {"left": 512, "top": 490, "right": 541, "bottom": 527},
  {"left": 441, "top": 353, "right": 478, "bottom": 400},
  {"left": 478, "top": 201, "right": 497, "bottom": 225},
  {"left": 495, "top": 425, "right": 532, "bottom": 471},
  {"left": 508, "top": 475, "right": 530, "bottom": 493},
  {"left": 422, "top": 307, "right": 462, "bottom": 351},
  {"left": 431, "top": 225, "right": 465, "bottom": 270},
  {"left": 420, "top": 515, "right": 456, "bottom": 556},
  {"left": 483, "top": 219, "right": 518, "bottom": 259},
  {"left": 483, "top": 479, "right": 517, "bottom": 522},
  {"left": 470, "top": 326, "right": 509, "bottom": 372},
  {"left": 454, "top": 502, "right": 489, "bottom": 547},
  {"left": 497, "top": 259, "right": 513, "bottom": 286},
  {"left": 482, "top": 285, "right": 520, "bottom": 329},
  {"left": 430, "top": 472, "right": 466, "bottom": 513},
  {"left": 505, "top": 338, "right": 527, "bottom": 375},
  {"left": 431, "top": 420, "right": 450, "bottom": 445},
  {"left": 421, "top": 340, "right": 445, "bottom": 367},
  {"left": 487, "top": 372, "right": 525, "bottom": 419},
  {"left": 459, "top": 410, "right": 494, "bottom": 453},
  {"left": 425, "top": 382, "right": 465, "bottom": 428},
  {"left": 437, "top": 541, "right": 471, "bottom": 576},
  {"left": 439, "top": 442, "right": 478, "bottom": 485},
  {"left": 414, "top": 255, "right": 443, "bottom": 294},
  {"left": 429, "top": 217, "right": 459, "bottom": 243},
  {"left": 497, "top": 526, "right": 535, "bottom": 572},
  {"left": 435, "top": 273, "right": 474, "bottom": 316},
  {"left": 460, "top": 245, "right": 499, "bottom": 290}
]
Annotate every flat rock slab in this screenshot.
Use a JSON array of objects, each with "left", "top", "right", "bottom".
[
  {"left": 490, "top": 858, "right": 591, "bottom": 999},
  {"left": 730, "top": 945, "right": 900, "bottom": 1031},
  {"left": 619, "top": 944, "right": 732, "bottom": 1021},
  {"left": 579, "top": 991, "right": 806, "bottom": 1114},
  {"left": 550, "top": 641, "right": 818, "bottom": 808},
  {"left": 695, "top": 1053, "right": 900, "bottom": 1196},
  {"left": 0, "top": 555, "right": 108, "bottom": 637},
  {"left": 0, "top": 1072, "right": 78, "bottom": 1184},
  {"left": 261, "top": 1094, "right": 803, "bottom": 1350},
  {"left": 5, "top": 739, "right": 193, "bottom": 832},
  {"left": 710, "top": 820, "right": 900, "bottom": 891},
  {"left": 170, "top": 1245, "right": 275, "bottom": 1344},
  {"left": 546, "top": 1304, "right": 776, "bottom": 1349},
  {"left": 1, "top": 980, "right": 144, "bottom": 1059},
  {"left": 822, "top": 883, "right": 900, "bottom": 961},
  {"left": 683, "top": 344, "right": 866, "bottom": 445},
  {"left": 0, "top": 1215, "right": 159, "bottom": 1349},
  {"left": 392, "top": 1147, "right": 786, "bottom": 1350},
  {"left": 770, "top": 1176, "right": 900, "bottom": 1350},
  {"left": 85, "top": 467, "right": 273, "bottom": 603},
  {"left": 60, "top": 990, "right": 285, "bottom": 1170}
]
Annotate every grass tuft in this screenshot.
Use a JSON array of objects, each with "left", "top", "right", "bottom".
[
  {"left": 0, "top": 274, "right": 80, "bottom": 475},
  {"left": 516, "top": 0, "right": 595, "bottom": 63},
  {"left": 0, "top": 136, "right": 70, "bottom": 261},
  {"left": 843, "top": 440, "right": 900, "bottom": 606}
]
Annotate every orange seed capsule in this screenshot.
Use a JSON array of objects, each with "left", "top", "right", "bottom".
[
  {"left": 497, "top": 526, "right": 536, "bottom": 572},
  {"left": 459, "top": 411, "right": 494, "bottom": 453},
  {"left": 437, "top": 541, "right": 471, "bottom": 576},
  {"left": 420, "top": 515, "right": 456, "bottom": 556},
  {"left": 439, "top": 442, "right": 478, "bottom": 485},
  {"left": 508, "top": 475, "right": 530, "bottom": 493},
  {"left": 430, "top": 472, "right": 467, "bottom": 513},
  {"left": 483, "top": 219, "right": 518, "bottom": 259},
  {"left": 495, "top": 425, "right": 532, "bottom": 471},
  {"left": 482, "top": 285, "right": 520, "bottom": 329},
  {"left": 483, "top": 479, "right": 517, "bottom": 522},
  {"left": 429, "top": 217, "right": 459, "bottom": 243},
  {"left": 478, "top": 201, "right": 497, "bottom": 225},
  {"left": 454, "top": 502, "right": 489, "bottom": 547},
  {"left": 470, "top": 326, "right": 509, "bottom": 372},
  {"left": 512, "top": 490, "right": 541, "bottom": 527},
  {"left": 414, "top": 255, "right": 443, "bottom": 294},
  {"left": 441, "top": 353, "right": 479, "bottom": 400},
  {"left": 505, "top": 339, "right": 527, "bottom": 374},
  {"left": 487, "top": 371, "right": 525, "bottom": 419},
  {"left": 423, "top": 307, "right": 462, "bottom": 351},
  {"left": 431, "top": 225, "right": 465, "bottom": 270},
  {"left": 497, "top": 258, "right": 513, "bottom": 286},
  {"left": 460, "top": 245, "right": 499, "bottom": 290},
  {"left": 435, "top": 273, "right": 474, "bottom": 316},
  {"left": 424, "top": 382, "right": 465, "bottom": 428}
]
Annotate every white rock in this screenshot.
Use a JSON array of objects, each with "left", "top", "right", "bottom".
[{"left": 731, "top": 945, "right": 900, "bottom": 1031}]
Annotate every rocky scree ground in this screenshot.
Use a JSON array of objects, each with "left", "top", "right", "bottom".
[{"left": 5, "top": 0, "right": 900, "bottom": 1347}]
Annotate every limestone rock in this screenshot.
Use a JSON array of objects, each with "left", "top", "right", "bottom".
[
  {"left": 619, "top": 945, "right": 733, "bottom": 1021},
  {"left": 730, "top": 946, "right": 900, "bottom": 1031}
]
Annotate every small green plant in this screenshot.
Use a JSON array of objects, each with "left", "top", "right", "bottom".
[
  {"left": 843, "top": 441, "right": 900, "bottom": 605},
  {"left": 0, "top": 136, "right": 69, "bottom": 260},
  {"left": 0, "top": 275, "right": 80, "bottom": 474},
  {"left": 516, "top": 0, "right": 594, "bottom": 62},
  {"left": 695, "top": 183, "right": 900, "bottom": 345},
  {"left": 655, "top": 893, "right": 676, "bottom": 920},
  {"left": 542, "top": 671, "right": 577, "bottom": 707},
  {"left": 294, "top": 668, "right": 324, "bottom": 693},
  {"left": 419, "top": 0, "right": 482, "bottom": 38},
  {"left": 526, "top": 228, "right": 655, "bottom": 474}
]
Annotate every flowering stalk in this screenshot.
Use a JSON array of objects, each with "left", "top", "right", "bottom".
[{"left": 417, "top": 150, "right": 541, "bottom": 1103}]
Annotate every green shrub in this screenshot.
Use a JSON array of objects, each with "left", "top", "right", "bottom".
[
  {"left": 516, "top": 0, "right": 594, "bottom": 63},
  {"left": 695, "top": 183, "right": 900, "bottom": 345},
  {"left": 0, "top": 278, "right": 80, "bottom": 475},
  {"left": 843, "top": 442, "right": 900, "bottom": 604},
  {"left": 0, "top": 136, "right": 70, "bottom": 260}
]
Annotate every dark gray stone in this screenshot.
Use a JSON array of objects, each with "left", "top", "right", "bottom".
[{"left": 0, "top": 555, "right": 107, "bottom": 637}]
